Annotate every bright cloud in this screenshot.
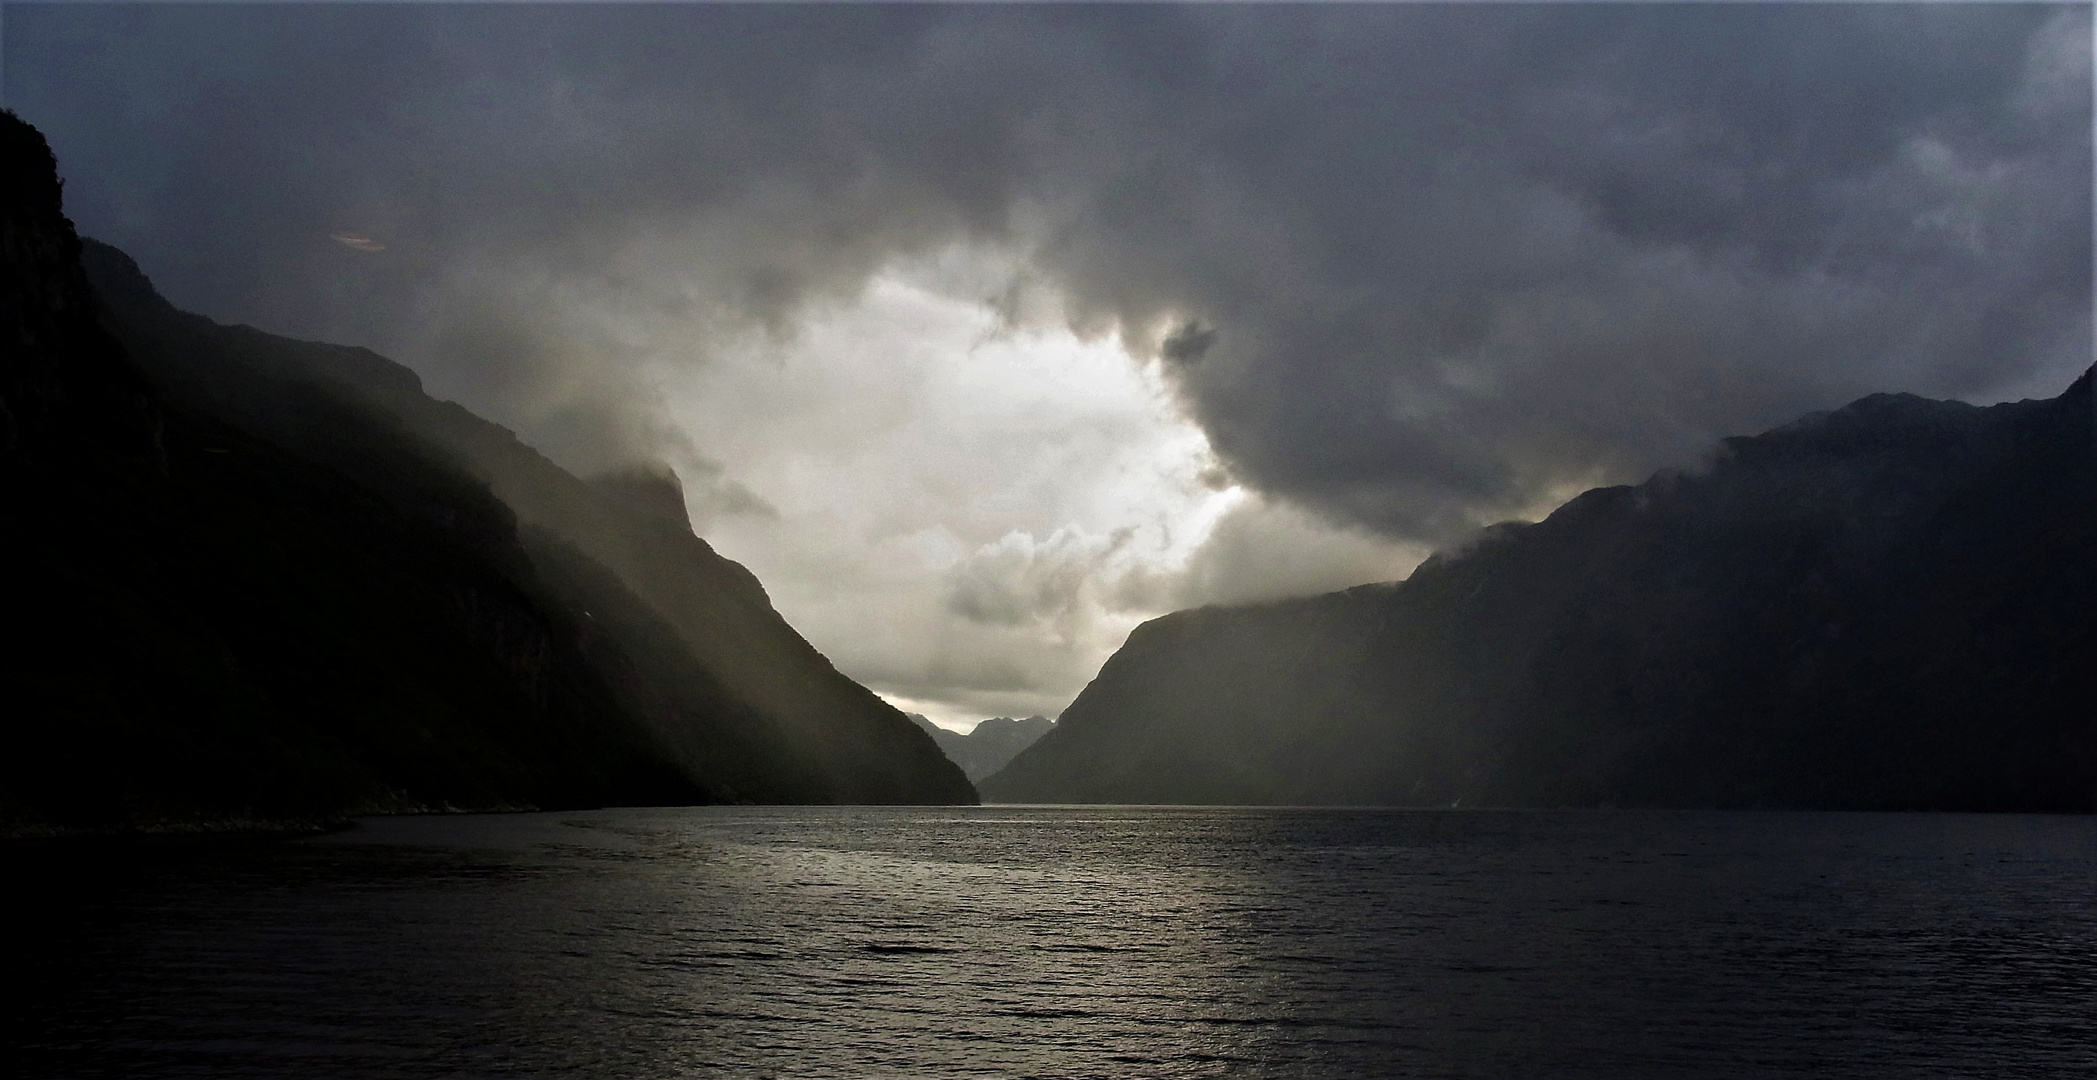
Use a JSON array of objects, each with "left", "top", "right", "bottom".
[{"left": 659, "top": 251, "right": 1414, "bottom": 726}]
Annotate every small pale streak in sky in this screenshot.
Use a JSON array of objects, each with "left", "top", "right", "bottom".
[{"left": 331, "top": 233, "right": 385, "bottom": 252}]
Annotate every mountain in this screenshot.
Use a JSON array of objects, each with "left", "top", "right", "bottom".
[
  {"left": 983, "top": 369, "right": 2095, "bottom": 810},
  {"left": 907, "top": 714, "right": 1054, "bottom": 782},
  {"left": 0, "top": 111, "right": 971, "bottom": 831},
  {"left": 82, "top": 239, "right": 971, "bottom": 807}
]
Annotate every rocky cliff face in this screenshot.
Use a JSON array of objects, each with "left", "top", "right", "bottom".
[
  {"left": 0, "top": 111, "right": 970, "bottom": 830},
  {"left": 983, "top": 369, "right": 2095, "bottom": 810}
]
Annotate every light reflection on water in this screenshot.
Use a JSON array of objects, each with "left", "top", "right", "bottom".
[{"left": 10, "top": 806, "right": 2097, "bottom": 1078}]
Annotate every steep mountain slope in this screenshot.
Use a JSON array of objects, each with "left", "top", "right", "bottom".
[
  {"left": 0, "top": 112, "right": 970, "bottom": 829},
  {"left": 908, "top": 714, "right": 1054, "bottom": 782},
  {"left": 984, "top": 369, "right": 2095, "bottom": 809},
  {"left": 2, "top": 112, "right": 705, "bottom": 827},
  {"left": 81, "top": 240, "right": 968, "bottom": 805}
]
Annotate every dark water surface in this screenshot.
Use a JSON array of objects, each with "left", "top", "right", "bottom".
[{"left": 9, "top": 807, "right": 2096, "bottom": 1078}]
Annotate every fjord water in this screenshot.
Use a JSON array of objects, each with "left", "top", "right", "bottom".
[{"left": 11, "top": 808, "right": 2095, "bottom": 1078}]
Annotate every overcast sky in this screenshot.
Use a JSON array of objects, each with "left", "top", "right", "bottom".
[{"left": 10, "top": 4, "right": 2089, "bottom": 728}]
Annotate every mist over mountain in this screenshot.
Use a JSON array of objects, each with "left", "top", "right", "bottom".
[
  {"left": 0, "top": 113, "right": 970, "bottom": 830},
  {"left": 84, "top": 236, "right": 972, "bottom": 808},
  {"left": 908, "top": 714, "right": 1053, "bottom": 783},
  {"left": 983, "top": 370, "right": 2095, "bottom": 810}
]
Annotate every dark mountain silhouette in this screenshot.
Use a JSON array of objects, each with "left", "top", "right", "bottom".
[
  {"left": 83, "top": 238, "right": 970, "bottom": 806},
  {"left": 907, "top": 714, "right": 1054, "bottom": 782},
  {"left": 0, "top": 112, "right": 970, "bottom": 831},
  {"left": 984, "top": 367, "right": 2095, "bottom": 810}
]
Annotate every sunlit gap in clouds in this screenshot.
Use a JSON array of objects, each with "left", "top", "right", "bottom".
[{"left": 658, "top": 244, "right": 1257, "bottom": 730}]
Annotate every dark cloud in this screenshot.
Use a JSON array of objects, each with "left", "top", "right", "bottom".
[
  {"left": 1029, "top": 5, "right": 2092, "bottom": 538},
  {"left": 1160, "top": 321, "right": 1217, "bottom": 366},
  {"left": 12, "top": 2, "right": 2087, "bottom": 553}
]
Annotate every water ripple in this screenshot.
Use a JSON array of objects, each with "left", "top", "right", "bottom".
[{"left": 9, "top": 806, "right": 2097, "bottom": 1078}]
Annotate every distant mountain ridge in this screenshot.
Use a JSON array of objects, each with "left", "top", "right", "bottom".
[
  {"left": 0, "top": 111, "right": 970, "bottom": 831},
  {"left": 984, "top": 367, "right": 2095, "bottom": 810},
  {"left": 907, "top": 714, "right": 1054, "bottom": 782}
]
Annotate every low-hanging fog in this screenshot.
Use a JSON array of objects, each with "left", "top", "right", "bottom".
[{"left": 9, "top": 4, "right": 2087, "bottom": 726}]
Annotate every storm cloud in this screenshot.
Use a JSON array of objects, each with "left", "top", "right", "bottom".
[{"left": 11, "top": 4, "right": 2087, "bottom": 720}]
